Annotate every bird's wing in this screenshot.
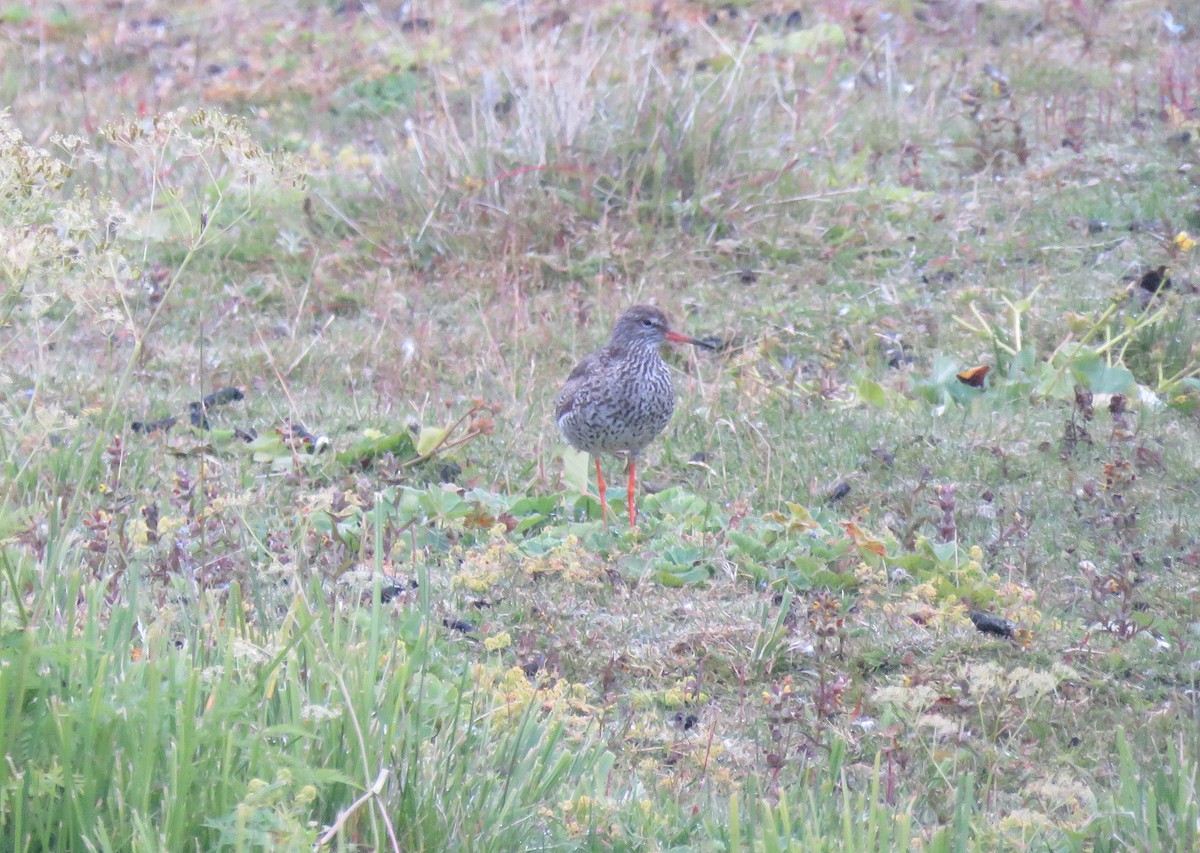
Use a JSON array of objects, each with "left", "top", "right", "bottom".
[{"left": 556, "top": 348, "right": 606, "bottom": 420}]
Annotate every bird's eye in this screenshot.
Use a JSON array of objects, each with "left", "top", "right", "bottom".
[{"left": 642, "top": 318, "right": 655, "bottom": 328}]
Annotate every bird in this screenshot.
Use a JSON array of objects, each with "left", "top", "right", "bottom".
[{"left": 556, "top": 304, "right": 712, "bottom": 527}]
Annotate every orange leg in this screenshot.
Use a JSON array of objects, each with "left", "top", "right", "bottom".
[
  {"left": 595, "top": 457, "right": 607, "bottom": 522},
  {"left": 627, "top": 459, "right": 638, "bottom": 528}
]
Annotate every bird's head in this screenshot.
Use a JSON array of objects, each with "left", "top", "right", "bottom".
[{"left": 609, "top": 305, "right": 709, "bottom": 351}]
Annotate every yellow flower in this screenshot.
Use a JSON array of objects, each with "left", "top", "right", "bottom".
[
  {"left": 128, "top": 519, "right": 150, "bottom": 548},
  {"left": 663, "top": 686, "right": 688, "bottom": 708},
  {"left": 294, "top": 784, "right": 316, "bottom": 806},
  {"left": 1174, "top": 231, "right": 1196, "bottom": 252},
  {"left": 484, "top": 631, "right": 512, "bottom": 652}
]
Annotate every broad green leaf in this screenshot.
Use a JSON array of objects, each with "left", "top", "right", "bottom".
[
  {"left": 738, "top": 563, "right": 770, "bottom": 584},
  {"left": 928, "top": 540, "right": 959, "bottom": 563},
  {"left": 335, "top": 431, "right": 416, "bottom": 466},
  {"left": 509, "top": 495, "right": 559, "bottom": 516},
  {"left": 248, "top": 433, "right": 290, "bottom": 463},
  {"left": 1006, "top": 345, "right": 1038, "bottom": 379},
  {"left": 661, "top": 545, "right": 705, "bottom": 565},
  {"left": 856, "top": 378, "right": 887, "bottom": 408},
  {"left": 419, "top": 484, "right": 468, "bottom": 519},
  {"left": 561, "top": 446, "right": 591, "bottom": 495},
  {"left": 416, "top": 426, "right": 448, "bottom": 456},
  {"left": 912, "top": 355, "right": 962, "bottom": 406},
  {"left": 1071, "top": 351, "right": 1135, "bottom": 395},
  {"left": 1034, "top": 360, "right": 1074, "bottom": 401},
  {"left": 728, "top": 531, "right": 768, "bottom": 561},
  {"left": 655, "top": 564, "right": 711, "bottom": 587}
]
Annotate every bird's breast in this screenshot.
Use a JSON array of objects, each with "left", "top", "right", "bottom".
[{"left": 556, "top": 359, "right": 676, "bottom": 455}]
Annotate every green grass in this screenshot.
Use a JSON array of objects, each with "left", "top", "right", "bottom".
[{"left": 2, "top": 0, "right": 1199, "bottom": 850}]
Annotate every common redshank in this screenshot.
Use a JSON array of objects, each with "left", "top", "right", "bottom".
[{"left": 556, "top": 305, "right": 712, "bottom": 526}]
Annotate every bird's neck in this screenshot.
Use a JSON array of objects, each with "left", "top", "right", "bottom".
[{"left": 611, "top": 342, "right": 663, "bottom": 364}]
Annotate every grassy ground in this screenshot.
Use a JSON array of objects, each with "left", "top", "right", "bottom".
[{"left": 2, "top": 0, "right": 1199, "bottom": 850}]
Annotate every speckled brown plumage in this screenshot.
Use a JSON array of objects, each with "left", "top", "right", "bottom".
[{"left": 557, "top": 305, "right": 710, "bottom": 526}]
